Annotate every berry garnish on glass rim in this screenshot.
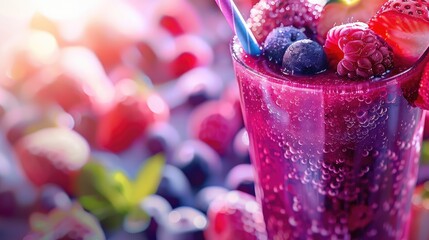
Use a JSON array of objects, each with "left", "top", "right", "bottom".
[
  {"left": 263, "top": 26, "right": 307, "bottom": 65},
  {"left": 369, "top": 0, "right": 429, "bottom": 63},
  {"left": 282, "top": 39, "right": 328, "bottom": 75},
  {"left": 323, "top": 22, "right": 394, "bottom": 79},
  {"left": 247, "top": 0, "right": 322, "bottom": 42}
]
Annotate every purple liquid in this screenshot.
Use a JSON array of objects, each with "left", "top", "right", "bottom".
[{"left": 232, "top": 40, "right": 426, "bottom": 239}]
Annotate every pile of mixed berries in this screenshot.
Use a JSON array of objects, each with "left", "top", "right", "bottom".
[{"left": 251, "top": 0, "right": 429, "bottom": 79}]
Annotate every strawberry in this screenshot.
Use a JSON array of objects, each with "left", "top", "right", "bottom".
[
  {"left": 96, "top": 79, "right": 169, "bottom": 153},
  {"left": 368, "top": 0, "right": 429, "bottom": 63},
  {"left": 247, "top": 0, "right": 323, "bottom": 43},
  {"left": 205, "top": 191, "right": 267, "bottom": 240},
  {"left": 14, "top": 128, "right": 90, "bottom": 194},
  {"left": 317, "top": 0, "right": 386, "bottom": 43}
]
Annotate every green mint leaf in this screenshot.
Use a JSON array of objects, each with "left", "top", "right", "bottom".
[
  {"left": 75, "top": 161, "right": 132, "bottom": 217},
  {"left": 132, "top": 154, "right": 165, "bottom": 204}
]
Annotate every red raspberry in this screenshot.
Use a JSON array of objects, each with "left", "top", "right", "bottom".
[
  {"left": 324, "top": 22, "right": 394, "bottom": 79},
  {"left": 189, "top": 100, "right": 242, "bottom": 155},
  {"left": 205, "top": 191, "right": 267, "bottom": 240},
  {"left": 247, "top": 0, "right": 322, "bottom": 43}
]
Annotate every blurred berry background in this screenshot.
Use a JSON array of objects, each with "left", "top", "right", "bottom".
[{"left": 0, "top": 0, "right": 428, "bottom": 239}]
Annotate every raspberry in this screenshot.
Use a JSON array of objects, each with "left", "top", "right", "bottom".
[
  {"left": 205, "top": 191, "right": 267, "bottom": 240},
  {"left": 324, "top": 22, "right": 394, "bottom": 79},
  {"left": 248, "top": 0, "right": 322, "bottom": 43}
]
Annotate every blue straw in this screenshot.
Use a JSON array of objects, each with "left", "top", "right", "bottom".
[{"left": 215, "top": 0, "right": 261, "bottom": 56}]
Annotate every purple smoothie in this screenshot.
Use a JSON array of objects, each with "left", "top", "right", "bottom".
[{"left": 231, "top": 39, "right": 428, "bottom": 239}]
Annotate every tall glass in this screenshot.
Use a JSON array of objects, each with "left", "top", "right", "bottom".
[{"left": 231, "top": 38, "right": 428, "bottom": 240}]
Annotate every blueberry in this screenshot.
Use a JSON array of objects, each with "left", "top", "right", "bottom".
[
  {"left": 156, "top": 165, "right": 193, "bottom": 208},
  {"left": 282, "top": 39, "right": 328, "bottom": 75},
  {"left": 263, "top": 26, "right": 307, "bottom": 65},
  {"left": 157, "top": 207, "right": 207, "bottom": 240},
  {"left": 144, "top": 123, "right": 180, "bottom": 156},
  {"left": 38, "top": 184, "right": 71, "bottom": 212},
  {"left": 225, "top": 164, "right": 256, "bottom": 196},
  {"left": 177, "top": 68, "right": 223, "bottom": 107},
  {"left": 140, "top": 195, "right": 172, "bottom": 240},
  {"left": 170, "top": 140, "right": 222, "bottom": 189}
]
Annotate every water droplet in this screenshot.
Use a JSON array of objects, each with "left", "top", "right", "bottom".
[
  {"left": 330, "top": 182, "right": 340, "bottom": 189},
  {"left": 288, "top": 217, "right": 298, "bottom": 226}
]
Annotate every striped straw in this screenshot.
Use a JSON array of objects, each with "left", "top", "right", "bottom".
[{"left": 215, "top": 0, "right": 261, "bottom": 56}]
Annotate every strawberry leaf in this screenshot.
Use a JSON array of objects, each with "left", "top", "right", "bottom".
[
  {"left": 113, "top": 170, "right": 134, "bottom": 203},
  {"left": 78, "top": 195, "right": 114, "bottom": 220},
  {"left": 132, "top": 154, "right": 165, "bottom": 205},
  {"left": 75, "top": 161, "right": 134, "bottom": 229}
]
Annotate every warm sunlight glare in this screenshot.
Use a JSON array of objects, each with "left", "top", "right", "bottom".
[
  {"left": 27, "top": 31, "right": 58, "bottom": 64},
  {"left": 34, "top": 0, "right": 102, "bottom": 20}
]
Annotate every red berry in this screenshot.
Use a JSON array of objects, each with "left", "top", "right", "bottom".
[
  {"left": 247, "top": 0, "right": 322, "bottom": 43},
  {"left": 160, "top": 15, "right": 185, "bottom": 36},
  {"left": 171, "top": 52, "right": 198, "bottom": 77},
  {"left": 205, "top": 191, "right": 267, "bottom": 240},
  {"left": 324, "top": 22, "right": 394, "bottom": 79},
  {"left": 46, "top": 47, "right": 114, "bottom": 113},
  {"left": 96, "top": 79, "right": 169, "bottom": 153},
  {"left": 169, "top": 35, "right": 213, "bottom": 78},
  {"left": 368, "top": 0, "right": 429, "bottom": 63},
  {"left": 14, "top": 128, "right": 90, "bottom": 194},
  {"left": 70, "top": 109, "right": 99, "bottom": 147},
  {"left": 32, "top": 72, "right": 93, "bottom": 112},
  {"left": 189, "top": 101, "right": 241, "bottom": 155},
  {"left": 155, "top": 0, "right": 201, "bottom": 35}
]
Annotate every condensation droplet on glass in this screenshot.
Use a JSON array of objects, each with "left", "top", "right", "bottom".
[{"left": 288, "top": 217, "right": 298, "bottom": 226}]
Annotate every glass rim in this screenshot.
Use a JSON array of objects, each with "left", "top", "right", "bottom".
[{"left": 230, "top": 37, "right": 428, "bottom": 92}]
